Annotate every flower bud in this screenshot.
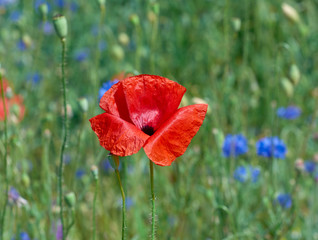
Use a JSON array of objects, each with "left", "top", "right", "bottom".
[
  {"left": 39, "top": 3, "right": 48, "bottom": 20},
  {"left": 111, "top": 45, "right": 124, "bottom": 61},
  {"left": 53, "top": 14, "right": 68, "bottom": 40},
  {"left": 91, "top": 165, "right": 99, "bottom": 180},
  {"left": 65, "top": 192, "right": 76, "bottom": 208},
  {"left": 22, "top": 173, "right": 30, "bottom": 188},
  {"left": 78, "top": 97, "right": 88, "bottom": 112},
  {"left": 130, "top": 14, "right": 140, "bottom": 26},
  {"left": 97, "top": 0, "right": 105, "bottom": 5},
  {"left": 281, "top": 77, "right": 294, "bottom": 97},
  {"left": 118, "top": 32, "right": 130, "bottom": 46},
  {"left": 232, "top": 18, "right": 241, "bottom": 32},
  {"left": 289, "top": 64, "right": 300, "bottom": 85},
  {"left": 282, "top": 3, "right": 300, "bottom": 23}
]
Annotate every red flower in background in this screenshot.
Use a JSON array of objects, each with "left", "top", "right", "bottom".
[
  {"left": 90, "top": 74, "right": 208, "bottom": 166},
  {"left": 0, "top": 78, "right": 25, "bottom": 122}
]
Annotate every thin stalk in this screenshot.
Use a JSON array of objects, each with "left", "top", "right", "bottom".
[
  {"left": 149, "top": 160, "right": 155, "bottom": 240},
  {"left": 0, "top": 71, "right": 9, "bottom": 239},
  {"left": 65, "top": 209, "right": 75, "bottom": 238},
  {"left": 58, "top": 38, "right": 68, "bottom": 240},
  {"left": 113, "top": 156, "right": 126, "bottom": 240},
  {"left": 92, "top": 177, "right": 98, "bottom": 240}
]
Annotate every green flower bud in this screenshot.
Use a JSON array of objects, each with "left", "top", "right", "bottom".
[
  {"left": 111, "top": 45, "right": 124, "bottom": 61},
  {"left": 289, "top": 64, "right": 300, "bottom": 85},
  {"left": 22, "top": 173, "right": 30, "bottom": 188},
  {"left": 97, "top": 0, "right": 106, "bottom": 5},
  {"left": 282, "top": 3, "right": 300, "bottom": 23},
  {"left": 130, "top": 14, "right": 140, "bottom": 26},
  {"left": 91, "top": 165, "right": 99, "bottom": 180},
  {"left": 151, "top": 3, "right": 160, "bottom": 15},
  {"left": 39, "top": 3, "right": 48, "bottom": 20},
  {"left": 281, "top": 77, "right": 294, "bottom": 97},
  {"left": 78, "top": 97, "right": 89, "bottom": 112},
  {"left": 65, "top": 192, "right": 76, "bottom": 208},
  {"left": 53, "top": 14, "right": 68, "bottom": 40},
  {"left": 232, "top": 18, "right": 241, "bottom": 32}
]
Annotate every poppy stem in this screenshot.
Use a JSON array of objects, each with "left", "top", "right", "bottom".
[
  {"left": 92, "top": 167, "right": 99, "bottom": 240},
  {"left": 149, "top": 160, "right": 156, "bottom": 240},
  {"left": 113, "top": 156, "right": 126, "bottom": 240},
  {"left": 0, "top": 71, "right": 9, "bottom": 239},
  {"left": 58, "top": 38, "right": 68, "bottom": 240}
]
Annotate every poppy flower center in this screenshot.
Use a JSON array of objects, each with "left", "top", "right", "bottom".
[{"left": 141, "top": 125, "right": 155, "bottom": 136}]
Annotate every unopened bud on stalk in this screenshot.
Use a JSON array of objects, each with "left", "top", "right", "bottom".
[
  {"left": 130, "top": 14, "right": 140, "bottom": 26},
  {"left": 39, "top": 3, "right": 48, "bottom": 20},
  {"left": 53, "top": 14, "right": 68, "bottom": 40},
  {"left": 97, "top": 0, "right": 105, "bottom": 5},
  {"left": 78, "top": 97, "right": 88, "bottom": 112},
  {"left": 282, "top": 3, "right": 300, "bottom": 23},
  {"left": 231, "top": 18, "right": 241, "bottom": 32},
  {"left": 281, "top": 78, "right": 294, "bottom": 97},
  {"left": 91, "top": 165, "right": 99, "bottom": 180},
  {"left": 65, "top": 192, "right": 76, "bottom": 208},
  {"left": 289, "top": 64, "right": 300, "bottom": 85}
]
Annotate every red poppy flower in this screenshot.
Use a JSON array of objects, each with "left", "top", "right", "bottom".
[
  {"left": 0, "top": 78, "right": 25, "bottom": 122},
  {"left": 90, "top": 74, "right": 208, "bottom": 166}
]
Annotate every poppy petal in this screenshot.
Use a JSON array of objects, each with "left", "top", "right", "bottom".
[
  {"left": 143, "top": 104, "right": 208, "bottom": 166},
  {"left": 99, "top": 82, "right": 133, "bottom": 124},
  {"left": 90, "top": 113, "right": 149, "bottom": 156},
  {"left": 121, "top": 74, "right": 186, "bottom": 131}
]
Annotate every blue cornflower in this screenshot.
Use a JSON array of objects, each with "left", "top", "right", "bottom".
[
  {"left": 74, "top": 49, "right": 90, "bottom": 62},
  {"left": 256, "top": 136, "right": 287, "bottom": 159},
  {"left": 98, "top": 80, "right": 119, "bottom": 101},
  {"left": 27, "top": 72, "right": 42, "bottom": 84},
  {"left": 100, "top": 159, "right": 112, "bottom": 173},
  {"left": 75, "top": 168, "right": 86, "bottom": 179},
  {"left": 41, "top": 21, "right": 53, "bottom": 35},
  {"left": 276, "top": 193, "right": 292, "bottom": 209},
  {"left": 19, "top": 232, "right": 30, "bottom": 240},
  {"left": 233, "top": 166, "right": 248, "bottom": 182},
  {"left": 233, "top": 165, "right": 260, "bottom": 183},
  {"left": 0, "top": 0, "right": 16, "bottom": 7},
  {"left": 277, "top": 106, "right": 301, "bottom": 120},
  {"left": 17, "top": 39, "right": 26, "bottom": 51},
  {"left": 70, "top": 2, "right": 78, "bottom": 12},
  {"left": 118, "top": 197, "right": 134, "bottom": 210},
  {"left": 98, "top": 40, "right": 107, "bottom": 51},
  {"left": 222, "top": 134, "right": 248, "bottom": 158},
  {"left": 10, "top": 10, "right": 22, "bottom": 22},
  {"left": 9, "top": 187, "right": 20, "bottom": 202},
  {"left": 304, "top": 161, "right": 316, "bottom": 174},
  {"left": 54, "top": 0, "right": 65, "bottom": 8}
]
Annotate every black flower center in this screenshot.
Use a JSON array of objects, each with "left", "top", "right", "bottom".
[{"left": 141, "top": 125, "right": 155, "bottom": 136}]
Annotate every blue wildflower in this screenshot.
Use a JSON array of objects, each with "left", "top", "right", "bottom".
[
  {"left": 70, "top": 1, "right": 78, "bottom": 12},
  {"left": 63, "top": 154, "right": 71, "bottom": 164},
  {"left": 27, "top": 72, "right": 42, "bottom": 85},
  {"left": 276, "top": 106, "right": 301, "bottom": 120},
  {"left": 118, "top": 197, "right": 134, "bottom": 210},
  {"left": 41, "top": 21, "right": 53, "bottom": 35},
  {"left": 75, "top": 168, "right": 86, "bottom": 179},
  {"left": 10, "top": 10, "right": 22, "bottom": 22},
  {"left": 276, "top": 193, "right": 292, "bottom": 209},
  {"left": 304, "top": 161, "right": 316, "bottom": 174},
  {"left": 54, "top": 0, "right": 65, "bottom": 8},
  {"left": 74, "top": 49, "right": 90, "bottom": 62},
  {"left": 98, "top": 40, "right": 107, "bottom": 51},
  {"left": 256, "top": 136, "right": 287, "bottom": 159},
  {"left": 19, "top": 232, "right": 30, "bottom": 240},
  {"left": 100, "top": 159, "right": 112, "bottom": 173},
  {"left": 233, "top": 165, "right": 260, "bottom": 183},
  {"left": 0, "top": 0, "right": 16, "bottom": 7},
  {"left": 98, "top": 80, "right": 119, "bottom": 101},
  {"left": 233, "top": 166, "right": 248, "bottom": 182},
  {"left": 17, "top": 39, "right": 26, "bottom": 51},
  {"left": 9, "top": 187, "right": 20, "bottom": 202},
  {"left": 222, "top": 134, "right": 248, "bottom": 158}
]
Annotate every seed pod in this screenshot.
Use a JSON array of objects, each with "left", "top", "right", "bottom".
[
  {"left": 65, "top": 192, "right": 76, "bottom": 208},
  {"left": 53, "top": 14, "right": 68, "bottom": 40}
]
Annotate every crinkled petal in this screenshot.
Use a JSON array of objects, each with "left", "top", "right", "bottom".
[
  {"left": 122, "top": 74, "right": 186, "bottom": 131},
  {"left": 99, "top": 74, "right": 186, "bottom": 131},
  {"left": 144, "top": 104, "right": 208, "bottom": 166},
  {"left": 90, "top": 113, "right": 149, "bottom": 156}
]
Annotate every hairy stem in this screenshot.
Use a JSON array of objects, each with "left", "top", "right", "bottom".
[
  {"left": 58, "top": 38, "right": 68, "bottom": 240},
  {"left": 149, "top": 160, "right": 156, "bottom": 240}
]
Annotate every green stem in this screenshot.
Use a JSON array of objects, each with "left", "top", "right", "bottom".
[
  {"left": 0, "top": 71, "right": 8, "bottom": 239},
  {"left": 92, "top": 177, "right": 98, "bottom": 240},
  {"left": 113, "top": 156, "right": 126, "bottom": 240},
  {"left": 58, "top": 38, "right": 68, "bottom": 240},
  {"left": 149, "top": 160, "right": 155, "bottom": 240},
  {"left": 65, "top": 209, "right": 75, "bottom": 238}
]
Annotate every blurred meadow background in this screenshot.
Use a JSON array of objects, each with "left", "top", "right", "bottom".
[{"left": 1, "top": 0, "right": 318, "bottom": 239}]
